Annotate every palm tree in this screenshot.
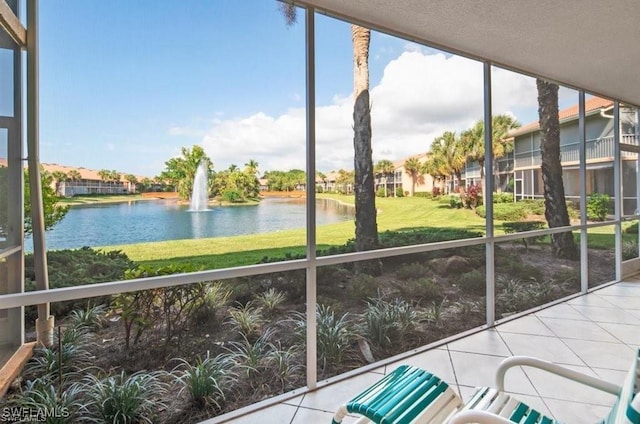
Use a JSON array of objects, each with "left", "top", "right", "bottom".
[
  {"left": 462, "top": 115, "right": 520, "bottom": 195},
  {"left": 374, "top": 159, "right": 395, "bottom": 197},
  {"left": 124, "top": 174, "right": 138, "bottom": 193},
  {"left": 281, "top": 5, "right": 378, "bottom": 253},
  {"left": 51, "top": 171, "right": 68, "bottom": 196},
  {"left": 537, "top": 79, "right": 578, "bottom": 259},
  {"left": 67, "top": 169, "right": 81, "bottom": 196},
  {"left": 430, "top": 131, "right": 466, "bottom": 192},
  {"left": 424, "top": 152, "right": 448, "bottom": 193},
  {"left": 403, "top": 157, "right": 425, "bottom": 197},
  {"left": 244, "top": 159, "right": 259, "bottom": 176}
]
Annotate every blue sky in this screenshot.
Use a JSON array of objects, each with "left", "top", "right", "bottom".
[{"left": 36, "top": 1, "right": 577, "bottom": 178}]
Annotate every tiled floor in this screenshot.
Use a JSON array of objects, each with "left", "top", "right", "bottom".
[{"left": 210, "top": 278, "right": 640, "bottom": 423}]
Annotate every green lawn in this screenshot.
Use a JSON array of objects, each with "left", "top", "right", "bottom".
[
  {"left": 107, "top": 194, "right": 486, "bottom": 269},
  {"left": 58, "top": 194, "right": 148, "bottom": 206},
  {"left": 102, "top": 193, "right": 634, "bottom": 270}
]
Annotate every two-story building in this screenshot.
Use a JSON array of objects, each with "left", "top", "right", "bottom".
[{"left": 509, "top": 97, "right": 637, "bottom": 214}]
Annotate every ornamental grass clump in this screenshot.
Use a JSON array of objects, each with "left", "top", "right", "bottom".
[
  {"left": 11, "top": 379, "right": 87, "bottom": 424},
  {"left": 173, "top": 354, "right": 236, "bottom": 408},
  {"left": 83, "top": 371, "right": 169, "bottom": 424},
  {"left": 357, "top": 296, "right": 417, "bottom": 356},
  {"left": 226, "top": 302, "right": 265, "bottom": 341},
  {"left": 293, "top": 304, "right": 354, "bottom": 372}
]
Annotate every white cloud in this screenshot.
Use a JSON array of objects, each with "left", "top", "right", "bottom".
[{"left": 198, "top": 50, "right": 540, "bottom": 173}]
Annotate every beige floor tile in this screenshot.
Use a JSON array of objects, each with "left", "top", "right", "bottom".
[
  {"left": 298, "top": 372, "right": 383, "bottom": 413},
  {"left": 449, "top": 351, "right": 537, "bottom": 396},
  {"left": 561, "top": 338, "right": 635, "bottom": 370},
  {"left": 568, "top": 304, "right": 640, "bottom": 325},
  {"left": 535, "top": 304, "right": 588, "bottom": 320},
  {"left": 385, "top": 347, "right": 457, "bottom": 385},
  {"left": 495, "top": 315, "right": 554, "bottom": 337},
  {"left": 596, "top": 295, "right": 640, "bottom": 310},
  {"left": 597, "top": 321, "right": 640, "bottom": 345},
  {"left": 524, "top": 365, "right": 616, "bottom": 405},
  {"left": 567, "top": 294, "right": 618, "bottom": 308},
  {"left": 544, "top": 398, "right": 614, "bottom": 423},
  {"left": 592, "top": 367, "right": 629, "bottom": 386},
  {"left": 290, "top": 407, "right": 359, "bottom": 423},
  {"left": 595, "top": 284, "right": 640, "bottom": 297},
  {"left": 499, "top": 332, "right": 584, "bottom": 365},
  {"left": 223, "top": 403, "right": 298, "bottom": 424},
  {"left": 538, "top": 316, "right": 618, "bottom": 342},
  {"left": 447, "top": 329, "right": 511, "bottom": 357}
]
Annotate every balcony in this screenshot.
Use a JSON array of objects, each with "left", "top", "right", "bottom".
[{"left": 213, "top": 276, "right": 640, "bottom": 423}]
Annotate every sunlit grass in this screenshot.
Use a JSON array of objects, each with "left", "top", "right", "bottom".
[
  {"left": 103, "top": 193, "right": 629, "bottom": 269},
  {"left": 106, "top": 194, "right": 486, "bottom": 268}
]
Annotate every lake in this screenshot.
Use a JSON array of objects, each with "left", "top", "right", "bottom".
[{"left": 25, "top": 197, "right": 354, "bottom": 251}]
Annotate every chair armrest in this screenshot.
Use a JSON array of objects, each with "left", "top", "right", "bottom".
[
  {"left": 495, "top": 356, "right": 621, "bottom": 395},
  {"left": 448, "top": 410, "right": 515, "bottom": 424}
]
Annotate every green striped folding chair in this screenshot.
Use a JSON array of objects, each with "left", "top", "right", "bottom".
[
  {"left": 331, "top": 349, "right": 640, "bottom": 423},
  {"left": 331, "top": 365, "right": 463, "bottom": 423}
]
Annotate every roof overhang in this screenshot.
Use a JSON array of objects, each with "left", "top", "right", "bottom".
[{"left": 300, "top": 0, "right": 640, "bottom": 107}]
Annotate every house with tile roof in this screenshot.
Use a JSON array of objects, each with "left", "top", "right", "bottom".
[
  {"left": 508, "top": 97, "right": 638, "bottom": 214},
  {"left": 40, "top": 163, "right": 145, "bottom": 196},
  {"left": 376, "top": 152, "right": 435, "bottom": 196}
]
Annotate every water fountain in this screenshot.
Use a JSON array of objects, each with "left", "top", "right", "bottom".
[{"left": 189, "top": 161, "right": 209, "bottom": 211}]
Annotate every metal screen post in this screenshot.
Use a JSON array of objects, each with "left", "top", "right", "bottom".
[
  {"left": 483, "top": 62, "right": 495, "bottom": 326},
  {"left": 578, "top": 91, "right": 588, "bottom": 293},
  {"left": 614, "top": 102, "right": 622, "bottom": 281},
  {"left": 304, "top": 6, "right": 317, "bottom": 390}
]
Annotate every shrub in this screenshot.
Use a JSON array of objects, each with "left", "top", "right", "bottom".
[
  {"left": 462, "top": 184, "right": 483, "bottom": 210},
  {"left": 458, "top": 269, "right": 485, "bottom": 295},
  {"left": 624, "top": 221, "right": 639, "bottom": 234},
  {"left": 497, "top": 257, "right": 543, "bottom": 284},
  {"left": 587, "top": 193, "right": 610, "bottom": 221},
  {"left": 113, "top": 264, "right": 211, "bottom": 348},
  {"left": 395, "top": 278, "right": 443, "bottom": 303},
  {"left": 493, "top": 192, "right": 514, "bottom": 203},
  {"left": 449, "top": 194, "right": 463, "bottom": 209},
  {"left": 623, "top": 241, "right": 639, "bottom": 261},
  {"left": 413, "top": 192, "right": 432, "bottom": 198},
  {"left": 348, "top": 273, "right": 378, "bottom": 300},
  {"left": 395, "top": 262, "right": 430, "bottom": 280},
  {"left": 520, "top": 199, "right": 546, "bottom": 215},
  {"left": 83, "top": 371, "right": 168, "bottom": 424},
  {"left": 24, "top": 247, "right": 134, "bottom": 321},
  {"left": 173, "top": 354, "right": 236, "bottom": 408},
  {"left": 439, "top": 195, "right": 453, "bottom": 205},
  {"left": 395, "top": 187, "right": 405, "bottom": 197},
  {"left": 476, "top": 203, "right": 528, "bottom": 221},
  {"left": 222, "top": 188, "right": 243, "bottom": 203},
  {"left": 376, "top": 187, "right": 386, "bottom": 198},
  {"left": 432, "top": 187, "right": 442, "bottom": 197}
]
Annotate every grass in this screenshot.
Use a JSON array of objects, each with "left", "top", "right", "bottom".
[
  {"left": 106, "top": 194, "right": 487, "bottom": 269},
  {"left": 58, "top": 194, "right": 148, "bottom": 206},
  {"left": 98, "top": 193, "right": 630, "bottom": 269}
]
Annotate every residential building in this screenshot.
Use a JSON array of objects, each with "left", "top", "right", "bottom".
[
  {"left": 2, "top": 2, "right": 640, "bottom": 423},
  {"left": 40, "top": 163, "right": 141, "bottom": 196},
  {"left": 510, "top": 97, "right": 638, "bottom": 214},
  {"left": 375, "top": 153, "right": 435, "bottom": 196}
]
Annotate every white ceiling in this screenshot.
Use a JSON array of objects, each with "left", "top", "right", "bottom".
[{"left": 301, "top": 0, "right": 640, "bottom": 106}]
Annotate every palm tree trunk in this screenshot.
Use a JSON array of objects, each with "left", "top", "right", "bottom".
[
  {"left": 352, "top": 25, "right": 378, "bottom": 253},
  {"left": 537, "top": 79, "right": 578, "bottom": 260}
]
